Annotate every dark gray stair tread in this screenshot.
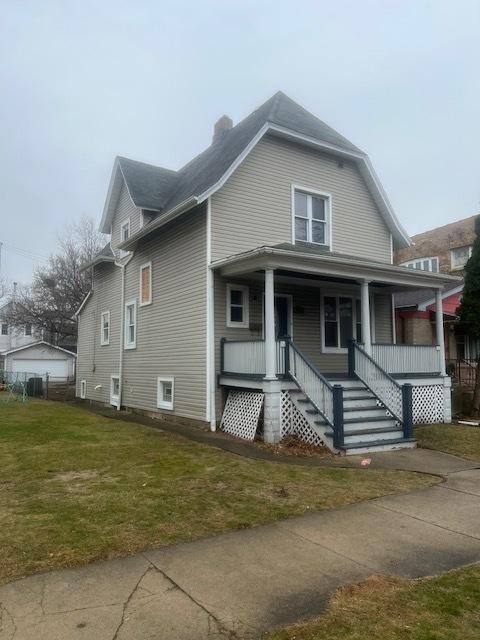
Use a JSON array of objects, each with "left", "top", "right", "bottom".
[
  {"left": 343, "top": 394, "right": 376, "bottom": 401},
  {"left": 342, "top": 437, "right": 416, "bottom": 450},
  {"left": 344, "top": 415, "right": 394, "bottom": 424},
  {"left": 306, "top": 408, "right": 319, "bottom": 414},
  {"left": 343, "top": 406, "right": 384, "bottom": 413},
  {"left": 343, "top": 426, "right": 403, "bottom": 437},
  {"left": 314, "top": 420, "right": 330, "bottom": 427},
  {"left": 297, "top": 398, "right": 310, "bottom": 403},
  {"left": 289, "top": 389, "right": 303, "bottom": 393}
]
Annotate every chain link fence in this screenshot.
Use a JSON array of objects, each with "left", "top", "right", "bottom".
[{"left": 0, "top": 371, "right": 76, "bottom": 402}]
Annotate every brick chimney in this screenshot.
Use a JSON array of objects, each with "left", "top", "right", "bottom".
[{"left": 212, "top": 115, "right": 233, "bottom": 144}]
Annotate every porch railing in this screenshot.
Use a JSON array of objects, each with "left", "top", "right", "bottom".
[
  {"left": 286, "top": 339, "right": 344, "bottom": 446},
  {"left": 372, "top": 344, "right": 442, "bottom": 375},
  {"left": 220, "top": 338, "right": 286, "bottom": 376},
  {"left": 349, "top": 341, "right": 413, "bottom": 439},
  {"left": 447, "top": 358, "right": 477, "bottom": 389}
]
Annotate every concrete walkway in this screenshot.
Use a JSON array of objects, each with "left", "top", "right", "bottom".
[{"left": 1, "top": 455, "right": 479, "bottom": 640}]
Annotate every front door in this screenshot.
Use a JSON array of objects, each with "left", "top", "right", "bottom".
[{"left": 275, "top": 296, "right": 291, "bottom": 338}]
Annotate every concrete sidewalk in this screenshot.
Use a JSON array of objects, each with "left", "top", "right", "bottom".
[{"left": 1, "top": 459, "right": 479, "bottom": 640}]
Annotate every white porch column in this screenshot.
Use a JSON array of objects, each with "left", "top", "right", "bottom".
[
  {"left": 360, "top": 279, "right": 372, "bottom": 355},
  {"left": 264, "top": 268, "right": 277, "bottom": 380},
  {"left": 435, "top": 288, "right": 447, "bottom": 376}
]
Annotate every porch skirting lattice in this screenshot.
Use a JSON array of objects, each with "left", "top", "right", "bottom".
[
  {"left": 220, "top": 390, "right": 264, "bottom": 440},
  {"left": 412, "top": 384, "right": 445, "bottom": 424},
  {"left": 281, "top": 391, "right": 325, "bottom": 446}
]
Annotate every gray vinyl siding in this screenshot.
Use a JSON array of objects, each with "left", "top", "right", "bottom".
[
  {"left": 211, "top": 134, "right": 392, "bottom": 263},
  {"left": 373, "top": 293, "right": 394, "bottom": 344},
  {"left": 111, "top": 181, "right": 143, "bottom": 255},
  {"left": 76, "top": 262, "right": 122, "bottom": 402},
  {"left": 120, "top": 204, "right": 207, "bottom": 421}
]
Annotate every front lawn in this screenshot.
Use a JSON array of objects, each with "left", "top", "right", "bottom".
[
  {"left": 415, "top": 423, "right": 480, "bottom": 462},
  {"left": 0, "top": 399, "right": 436, "bottom": 584},
  {"left": 265, "top": 564, "right": 480, "bottom": 640}
]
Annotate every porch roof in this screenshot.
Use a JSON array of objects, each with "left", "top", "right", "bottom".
[{"left": 212, "top": 244, "right": 460, "bottom": 290}]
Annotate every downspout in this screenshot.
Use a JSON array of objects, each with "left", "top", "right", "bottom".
[
  {"left": 206, "top": 197, "right": 216, "bottom": 431},
  {"left": 115, "top": 254, "right": 133, "bottom": 411}
]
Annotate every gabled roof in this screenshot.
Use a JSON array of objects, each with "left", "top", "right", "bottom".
[
  {"left": 100, "top": 91, "right": 411, "bottom": 248},
  {"left": 3, "top": 340, "right": 77, "bottom": 357},
  {"left": 394, "top": 279, "right": 464, "bottom": 309},
  {"left": 80, "top": 243, "right": 116, "bottom": 270}
]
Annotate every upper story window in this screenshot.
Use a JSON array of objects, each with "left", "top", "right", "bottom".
[
  {"left": 292, "top": 186, "right": 331, "bottom": 246},
  {"left": 100, "top": 310, "right": 110, "bottom": 346},
  {"left": 24, "top": 323, "right": 32, "bottom": 336},
  {"left": 119, "top": 219, "right": 130, "bottom": 258},
  {"left": 451, "top": 245, "right": 472, "bottom": 270},
  {"left": 226, "top": 284, "right": 249, "bottom": 328},
  {"left": 1, "top": 323, "right": 8, "bottom": 336},
  {"left": 401, "top": 256, "right": 439, "bottom": 272},
  {"left": 139, "top": 262, "right": 152, "bottom": 306},
  {"left": 124, "top": 300, "right": 137, "bottom": 349}
]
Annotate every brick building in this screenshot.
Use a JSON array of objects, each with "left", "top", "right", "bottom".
[{"left": 394, "top": 214, "right": 479, "bottom": 364}]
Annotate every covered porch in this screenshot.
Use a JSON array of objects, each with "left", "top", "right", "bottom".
[{"left": 212, "top": 245, "right": 458, "bottom": 454}]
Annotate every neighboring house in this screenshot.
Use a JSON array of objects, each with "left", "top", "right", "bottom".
[
  {"left": 3, "top": 341, "right": 76, "bottom": 381},
  {"left": 76, "top": 92, "right": 457, "bottom": 455},
  {"left": 0, "top": 300, "right": 41, "bottom": 368},
  {"left": 393, "top": 215, "right": 479, "bottom": 369}
]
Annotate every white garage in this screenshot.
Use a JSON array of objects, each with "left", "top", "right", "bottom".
[{"left": 4, "top": 342, "right": 76, "bottom": 381}]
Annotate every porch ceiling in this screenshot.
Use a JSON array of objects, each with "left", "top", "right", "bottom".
[{"left": 212, "top": 245, "right": 460, "bottom": 290}]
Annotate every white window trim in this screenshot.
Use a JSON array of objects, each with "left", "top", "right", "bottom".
[
  {"left": 139, "top": 261, "right": 152, "bottom": 307},
  {"left": 100, "top": 310, "right": 110, "bottom": 345},
  {"left": 226, "top": 283, "right": 250, "bottom": 328},
  {"left": 291, "top": 183, "right": 332, "bottom": 248},
  {"left": 119, "top": 218, "right": 131, "bottom": 258},
  {"left": 450, "top": 245, "right": 473, "bottom": 271},
  {"left": 400, "top": 256, "right": 439, "bottom": 272},
  {"left": 80, "top": 379, "right": 86, "bottom": 399},
  {"left": 124, "top": 299, "right": 137, "bottom": 349},
  {"left": 110, "top": 375, "right": 120, "bottom": 407},
  {"left": 320, "top": 291, "right": 365, "bottom": 354},
  {"left": 157, "top": 376, "right": 174, "bottom": 410}
]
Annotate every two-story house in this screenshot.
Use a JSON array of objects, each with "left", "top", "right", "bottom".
[
  {"left": 76, "top": 92, "right": 457, "bottom": 455},
  {"left": 394, "top": 215, "right": 478, "bottom": 376}
]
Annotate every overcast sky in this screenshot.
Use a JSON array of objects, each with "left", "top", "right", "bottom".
[{"left": 1, "top": 0, "right": 479, "bottom": 284}]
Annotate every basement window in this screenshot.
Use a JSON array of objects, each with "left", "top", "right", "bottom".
[{"left": 157, "top": 377, "right": 174, "bottom": 410}]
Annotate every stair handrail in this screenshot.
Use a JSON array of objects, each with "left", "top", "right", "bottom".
[{"left": 349, "top": 340, "right": 413, "bottom": 439}]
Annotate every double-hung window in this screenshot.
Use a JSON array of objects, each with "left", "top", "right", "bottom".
[
  {"left": 226, "top": 284, "right": 249, "bottom": 328},
  {"left": 139, "top": 262, "right": 152, "bottom": 306},
  {"left": 1, "top": 323, "right": 8, "bottom": 336},
  {"left": 100, "top": 310, "right": 110, "bottom": 345},
  {"left": 323, "top": 295, "right": 362, "bottom": 352},
  {"left": 119, "top": 219, "right": 130, "bottom": 258},
  {"left": 124, "top": 300, "right": 137, "bottom": 349},
  {"left": 24, "top": 323, "right": 32, "bottom": 336},
  {"left": 451, "top": 246, "right": 472, "bottom": 270},
  {"left": 293, "top": 187, "right": 330, "bottom": 246}
]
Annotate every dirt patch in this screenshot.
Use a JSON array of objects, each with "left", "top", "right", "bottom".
[
  {"left": 52, "top": 470, "right": 100, "bottom": 483},
  {"left": 257, "top": 436, "right": 334, "bottom": 458}
]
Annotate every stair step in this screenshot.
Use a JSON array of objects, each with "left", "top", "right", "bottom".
[
  {"left": 297, "top": 398, "right": 310, "bottom": 404},
  {"left": 343, "top": 405, "right": 384, "bottom": 413},
  {"left": 343, "top": 426, "right": 404, "bottom": 437},
  {"left": 342, "top": 437, "right": 416, "bottom": 451},
  {"left": 314, "top": 420, "right": 330, "bottom": 428},
  {"left": 344, "top": 394, "right": 375, "bottom": 401},
  {"left": 306, "top": 408, "right": 319, "bottom": 414},
  {"left": 344, "top": 415, "right": 395, "bottom": 424}
]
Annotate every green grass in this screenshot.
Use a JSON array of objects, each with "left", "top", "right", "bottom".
[
  {"left": 415, "top": 423, "right": 480, "bottom": 462},
  {"left": 0, "top": 399, "right": 436, "bottom": 584},
  {"left": 265, "top": 564, "right": 480, "bottom": 640}
]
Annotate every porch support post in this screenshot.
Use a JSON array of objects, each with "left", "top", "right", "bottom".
[
  {"left": 264, "top": 268, "right": 277, "bottom": 380},
  {"left": 360, "top": 279, "right": 372, "bottom": 355},
  {"left": 435, "top": 288, "right": 447, "bottom": 376}
]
